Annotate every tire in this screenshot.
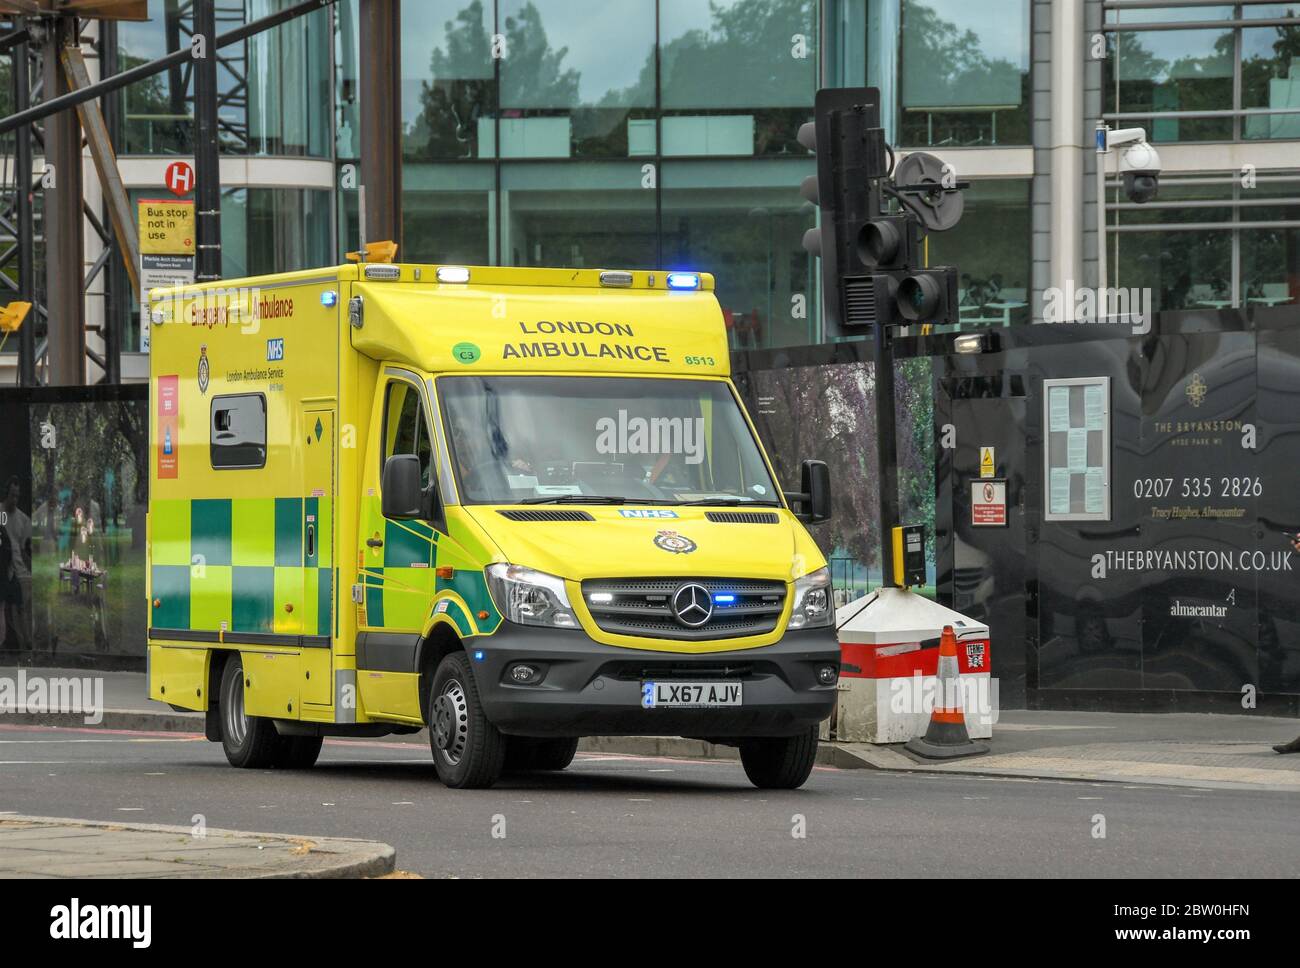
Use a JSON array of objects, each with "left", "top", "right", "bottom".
[
  {"left": 272, "top": 734, "right": 323, "bottom": 770},
  {"left": 428, "top": 651, "right": 506, "bottom": 789},
  {"left": 219, "top": 654, "right": 278, "bottom": 769},
  {"left": 738, "top": 727, "right": 819, "bottom": 790},
  {"left": 504, "top": 737, "right": 580, "bottom": 773}
]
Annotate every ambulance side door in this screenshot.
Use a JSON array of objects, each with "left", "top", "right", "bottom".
[{"left": 358, "top": 375, "right": 439, "bottom": 646}]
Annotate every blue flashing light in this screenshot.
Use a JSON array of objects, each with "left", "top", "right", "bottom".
[
  {"left": 473, "top": 650, "right": 486, "bottom": 662},
  {"left": 713, "top": 593, "right": 736, "bottom": 605},
  {"left": 667, "top": 272, "right": 701, "bottom": 291},
  {"left": 320, "top": 290, "right": 339, "bottom": 307}
]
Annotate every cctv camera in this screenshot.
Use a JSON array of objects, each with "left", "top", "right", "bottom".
[{"left": 1118, "top": 140, "right": 1161, "bottom": 204}]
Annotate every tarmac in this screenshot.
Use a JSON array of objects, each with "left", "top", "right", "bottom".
[
  {"left": 2, "top": 665, "right": 1298, "bottom": 876},
  {"left": 5, "top": 665, "right": 1299, "bottom": 791}
]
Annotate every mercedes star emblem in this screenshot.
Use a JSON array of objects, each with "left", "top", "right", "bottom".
[{"left": 671, "top": 583, "right": 713, "bottom": 628}]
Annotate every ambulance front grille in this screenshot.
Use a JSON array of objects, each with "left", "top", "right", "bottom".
[{"left": 581, "top": 577, "right": 786, "bottom": 641}]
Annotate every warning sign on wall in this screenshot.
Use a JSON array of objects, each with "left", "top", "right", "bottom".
[
  {"left": 979, "top": 446, "right": 995, "bottom": 478},
  {"left": 972, "top": 479, "right": 1007, "bottom": 527}
]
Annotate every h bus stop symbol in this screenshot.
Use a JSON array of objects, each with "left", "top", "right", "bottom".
[{"left": 165, "top": 161, "right": 195, "bottom": 197}]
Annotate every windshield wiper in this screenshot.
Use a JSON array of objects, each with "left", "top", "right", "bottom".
[
  {"left": 674, "top": 497, "right": 780, "bottom": 507},
  {"left": 518, "top": 494, "right": 627, "bottom": 505}
]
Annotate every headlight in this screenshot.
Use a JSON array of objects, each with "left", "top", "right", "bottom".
[
  {"left": 485, "top": 563, "right": 579, "bottom": 629},
  {"left": 788, "top": 566, "right": 832, "bottom": 630}
]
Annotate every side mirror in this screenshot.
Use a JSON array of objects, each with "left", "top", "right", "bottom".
[
  {"left": 784, "top": 459, "right": 832, "bottom": 524},
  {"left": 381, "top": 455, "right": 423, "bottom": 519}
]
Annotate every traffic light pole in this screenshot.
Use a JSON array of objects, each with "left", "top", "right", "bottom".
[
  {"left": 193, "top": 0, "right": 222, "bottom": 282},
  {"left": 874, "top": 319, "right": 900, "bottom": 589}
]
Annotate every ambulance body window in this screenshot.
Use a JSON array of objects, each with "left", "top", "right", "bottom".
[
  {"left": 210, "top": 394, "right": 267, "bottom": 470},
  {"left": 383, "top": 381, "right": 433, "bottom": 489}
]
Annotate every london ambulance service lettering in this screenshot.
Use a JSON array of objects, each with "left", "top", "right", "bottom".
[{"left": 501, "top": 320, "right": 670, "bottom": 363}]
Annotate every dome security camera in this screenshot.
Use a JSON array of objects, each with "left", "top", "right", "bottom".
[{"left": 1119, "top": 140, "right": 1162, "bottom": 204}]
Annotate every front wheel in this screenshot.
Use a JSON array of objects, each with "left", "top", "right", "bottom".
[
  {"left": 738, "top": 727, "right": 819, "bottom": 789},
  {"left": 428, "top": 651, "right": 506, "bottom": 789},
  {"left": 219, "top": 655, "right": 278, "bottom": 769}
]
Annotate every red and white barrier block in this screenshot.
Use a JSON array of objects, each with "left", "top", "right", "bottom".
[{"left": 828, "top": 587, "right": 995, "bottom": 744}]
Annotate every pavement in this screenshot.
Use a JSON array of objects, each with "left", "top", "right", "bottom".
[
  {"left": 0, "top": 815, "right": 395, "bottom": 879},
  {"left": 3, "top": 666, "right": 1297, "bottom": 792}
]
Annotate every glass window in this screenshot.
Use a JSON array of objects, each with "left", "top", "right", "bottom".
[
  {"left": 403, "top": 165, "right": 496, "bottom": 264},
  {"left": 383, "top": 382, "right": 433, "bottom": 488},
  {"left": 898, "top": 0, "right": 1030, "bottom": 147},
  {"left": 659, "top": 0, "right": 818, "bottom": 156},
  {"left": 221, "top": 188, "right": 334, "bottom": 279},
  {"left": 498, "top": 0, "right": 656, "bottom": 159},
  {"left": 1105, "top": 24, "right": 1234, "bottom": 142},
  {"left": 500, "top": 162, "right": 656, "bottom": 268},
  {"left": 922, "top": 180, "right": 1032, "bottom": 327},
  {"left": 1239, "top": 180, "right": 1300, "bottom": 308},
  {"left": 402, "top": 0, "right": 499, "bottom": 161},
  {"left": 115, "top": 0, "right": 332, "bottom": 157},
  {"left": 1242, "top": 10, "right": 1300, "bottom": 140},
  {"left": 1115, "top": 183, "right": 1234, "bottom": 311},
  {"left": 211, "top": 394, "right": 268, "bottom": 469},
  {"left": 662, "top": 160, "right": 819, "bottom": 348},
  {"left": 437, "top": 375, "right": 779, "bottom": 505},
  {"left": 244, "top": 0, "right": 333, "bottom": 156}
]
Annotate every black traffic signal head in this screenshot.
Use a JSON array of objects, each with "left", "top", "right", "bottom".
[
  {"left": 800, "top": 88, "right": 967, "bottom": 334},
  {"left": 892, "top": 267, "right": 961, "bottom": 324}
]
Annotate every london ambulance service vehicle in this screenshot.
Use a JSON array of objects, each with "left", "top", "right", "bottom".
[{"left": 146, "top": 258, "right": 839, "bottom": 789}]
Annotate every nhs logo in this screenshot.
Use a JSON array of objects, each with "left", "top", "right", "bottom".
[
  {"left": 266, "top": 338, "right": 285, "bottom": 361},
  {"left": 618, "top": 508, "right": 678, "bottom": 519}
]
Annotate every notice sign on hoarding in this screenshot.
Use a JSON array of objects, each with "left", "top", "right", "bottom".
[
  {"left": 972, "top": 479, "right": 1007, "bottom": 527},
  {"left": 138, "top": 199, "right": 196, "bottom": 353}
]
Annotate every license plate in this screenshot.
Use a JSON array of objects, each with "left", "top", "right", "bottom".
[{"left": 641, "top": 681, "right": 743, "bottom": 709}]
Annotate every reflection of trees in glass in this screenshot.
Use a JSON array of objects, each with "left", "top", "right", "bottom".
[
  {"left": 899, "top": 1, "right": 1028, "bottom": 145},
  {"left": 499, "top": 2, "right": 580, "bottom": 107},
  {"left": 744, "top": 359, "right": 937, "bottom": 579},
  {"left": 1242, "top": 16, "right": 1300, "bottom": 121},
  {"left": 410, "top": 1, "right": 495, "bottom": 159},
  {"left": 901, "top": 3, "right": 1021, "bottom": 109}
]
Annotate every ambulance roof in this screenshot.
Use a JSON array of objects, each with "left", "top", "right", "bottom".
[{"left": 347, "top": 264, "right": 730, "bottom": 378}]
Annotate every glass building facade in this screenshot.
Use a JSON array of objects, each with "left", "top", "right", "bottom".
[{"left": 4, "top": 0, "right": 1298, "bottom": 381}]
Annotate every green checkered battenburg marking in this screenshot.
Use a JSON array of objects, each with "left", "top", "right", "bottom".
[{"left": 151, "top": 497, "right": 333, "bottom": 637}]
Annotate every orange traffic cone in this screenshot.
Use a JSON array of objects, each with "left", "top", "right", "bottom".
[{"left": 905, "top": 625, "right": 989, "bottom": 759}]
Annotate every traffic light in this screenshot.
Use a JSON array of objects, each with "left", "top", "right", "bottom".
[{"left": 799, "top": 87, "right": 964, "bottom": 335}]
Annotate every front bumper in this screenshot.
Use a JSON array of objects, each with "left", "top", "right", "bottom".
[{"left": 470, "top": 624, "right": 840, "bottom": 739}]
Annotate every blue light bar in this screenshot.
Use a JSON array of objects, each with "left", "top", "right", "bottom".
[
  {"left": 667, "top": 272, "right": 701, "bottom": 290},
  {"left": 320, "top": 290, "right": 339, "bottom": 307},
  {"left": 713, "top": 593, "right": 736, "bottom": 604}
]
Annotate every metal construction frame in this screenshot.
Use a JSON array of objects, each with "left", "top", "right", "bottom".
[{"left": 0, "top": 0, "right": 345, "bottom": 386}]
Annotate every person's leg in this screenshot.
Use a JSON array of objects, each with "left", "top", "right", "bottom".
[
  {"left": 14, "top": 578, "right": 31, "bottom": 650},
  {"left": 1273, "top": 735, "right": 1300, "bottom": 754}
]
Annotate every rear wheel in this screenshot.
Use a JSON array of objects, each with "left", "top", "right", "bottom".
[
  {"left": 505, "top": 737, "right": 580, "bottom": 773},
  {"left": 272, "top": 734, "right": 323, "bottom": 769},
  {"left": 738, "top": 727, "right": 819, "bottom": 790},
  {"left": 219, "top": 655, "right": 278, "bottom": 769},
  {"left": 428, "top": 651, "right": 506, "bottom": 789}
]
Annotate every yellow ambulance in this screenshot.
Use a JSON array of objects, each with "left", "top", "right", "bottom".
[{"left": 146, "top": 259, "right": 838, "bottom": 789}]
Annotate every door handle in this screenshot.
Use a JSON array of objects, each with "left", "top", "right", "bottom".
[
  {"left": 366, "top": 537, "right": 384, "bottom": 548},
  {"left": 306, "top": 524, "right": 316, "bottom": 559}
]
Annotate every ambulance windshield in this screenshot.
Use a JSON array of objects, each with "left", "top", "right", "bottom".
[{"left": 437, "top": 375, "right": 780, "bottom": 507}]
